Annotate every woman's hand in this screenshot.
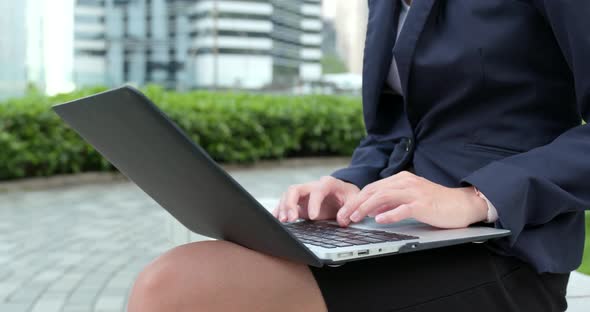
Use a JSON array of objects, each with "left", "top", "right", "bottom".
[
  {"left": 336, "top": 171, "right": 489, "bottom": 228},
  {"left": 273, "top": 176, "right": 360, "bottom": 222}
]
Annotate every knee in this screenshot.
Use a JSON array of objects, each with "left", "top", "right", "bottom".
[
  {"left": 128, "top": 248, "right": 186, "bottom": 312},
  {"left": 127, "top": 241, "right": 228, "bottom": 312},
  {"left": 129, "top": 256, "right": 177, "bottom": 307}
]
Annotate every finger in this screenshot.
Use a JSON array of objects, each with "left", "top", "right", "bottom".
[
  {"left": 364, "top": 172, "right": 416, "bottom": 193},
  {"left": 338, "top": 174, "right": 417, "bottom": 224},
  {"left": 337, "top": 194, "right": 364, "bottom": 226},
  {"left": 287, "top": 208, "right": 299, "bottom": 222},
  {"left": 282, "top": 187, "right": 299, "bottom": 222},
  {"left": 375, "top": 204, "right": 414, "bottom": 224},
  {"left": 336, "top": 188, "right": 375, "bottom": 226},
  {"left": 277, "top": 191, "right": 289, "bottom": 222},
  {"left": 307, "top": 182, "right": 332, "bottom": 220},
  {"left": 277, "top": 192, "right": 287, "bottom": 222},
  {"left": 287, "top": 200, "right": 300, "bottom": 223},
  {"left": 368, "top": 205, "right": 391, "bottom": 217},
  {"left": 285, "top": 184, "right": 311, "bottom": 222},
  {"left": 349, "top": 190, "right": 413, "bottom": 223},
  {"left": 273, "top": 190, "right": 287, "bottom": 219},
  {"left": 297, "top": 203, "right": 311, "bottom": 220}
]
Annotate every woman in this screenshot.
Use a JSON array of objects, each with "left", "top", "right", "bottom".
[{"left": 128, "top": 0, "right": 589, "bottom": 311}]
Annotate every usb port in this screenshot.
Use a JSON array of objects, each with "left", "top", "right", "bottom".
[
  {"left": 337, "top": 252, "right": 353, "bottom": 258},
  {"left": 357, "top": 250, "right": 370, "bottom": 256}
]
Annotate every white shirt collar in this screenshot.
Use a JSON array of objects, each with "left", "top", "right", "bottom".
[{"left": 401, "top": 0, "right": 411, "bottom": 12}]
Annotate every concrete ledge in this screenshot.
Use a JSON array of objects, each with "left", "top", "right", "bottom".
[
  {"left": 567, "top": 272, "right": 590, "bottom": 310},
  {"left": 0, "top": 172, "right": 127, "bottom": 193},
  {"left": 0, "top": 157, "right": 351, "bottom": 193},
  {"left": 568, "top": 272, "right": 590, "bottom": 298}
]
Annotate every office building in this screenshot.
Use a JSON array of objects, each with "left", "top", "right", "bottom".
[
  {"left": 73, "top": 0, "right": 323, "bottom": 90},
  {"left": 6, "top": 0, "right": 76, "bottom": 96},
  {"left": 323, "top": 0, "right": 368, "bottom": 75},
  {"left": 321, "top": 19, "right": 337, "bottom": 57},
  {"left": 0, "top": 2, "right": 28, "bottom": 100},
  {"left": 25, "top": 0, "right": 47, "bottom": 93}
]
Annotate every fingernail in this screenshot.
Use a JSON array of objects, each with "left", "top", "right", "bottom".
[
  {"left": 340, "top": 219, "right": 350, "bottom": 227},
  {"left": 350, "top": 211, "right": 361, "bottom": 222},
  {"left": 279, "top": 211, "right": 286, "bottom": 221},
  {"left": 288, "top": 210, "right": 297, "bottom": 221}
]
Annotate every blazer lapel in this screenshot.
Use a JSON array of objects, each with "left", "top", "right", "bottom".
[
  {"left": 393, "top": 0, "right": 436, "bottom": 105},
  {"left": 363, "top": 1, "right": 400, "bottom": 116}
]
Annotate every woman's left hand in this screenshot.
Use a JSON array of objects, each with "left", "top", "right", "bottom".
[{"left": 336, "top": 171, "right": 489, "bottom": 229}]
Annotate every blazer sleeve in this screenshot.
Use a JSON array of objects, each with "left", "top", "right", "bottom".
[
  {"left": 331, "top": 137, "right": 393, "bottom": 189},
  {"left": 331, "top": 90, "right": 408, "bottom": 189},
  {"left": 461, "top": 0, "right": 590, "bottom": 245}
]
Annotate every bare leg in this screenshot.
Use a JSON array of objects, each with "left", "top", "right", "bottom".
[{"left": 127, "top": 241, "right": 327, "bottom": 312}]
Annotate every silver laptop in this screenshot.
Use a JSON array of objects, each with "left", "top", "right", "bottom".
[{"left": 53, "top": 86, "right": 510, "bottom": 267}]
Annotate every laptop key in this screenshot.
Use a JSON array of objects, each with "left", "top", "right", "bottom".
[
  {"left": 333, "top": 241, "right": 354, "bottom": 247},
  {"left": 347, "top": 239, "right": 372, "bottom": 245},
  {"left": 364, "top": 238, "right": 384, "bottom": 243}
]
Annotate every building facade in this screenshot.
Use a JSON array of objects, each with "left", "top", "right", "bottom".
[
  {"left": 0, "top": 1, "right": 28, "bottom": 100},
  {"left": 331, "top": 0, "right": 368, "bottom": 75},
  {"left": 73, "top": 0, "right": 322, "bottom": 90}
]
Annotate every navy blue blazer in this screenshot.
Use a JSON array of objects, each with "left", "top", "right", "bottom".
[{"left": 332, "top": 0, "right": 590, "bottom": 273}]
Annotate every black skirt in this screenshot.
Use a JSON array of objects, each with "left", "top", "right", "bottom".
[{"left": 309, "top": 243, "right": 569, "bottom": 312}]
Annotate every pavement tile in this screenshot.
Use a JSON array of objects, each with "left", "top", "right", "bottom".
[
  {"left": 0, "top": 244, "right": 18, "bottom": 253},
  {"left": 61, "top": 304, "right": 94, "bottom": 312},
  {"left": 105, "top": 275, "right": 134, "bottom": 290},
  {"left": 568, "top": 272, "right": 590, "bottom": 297},
  {"left": 0, "top": 269, "right": 13, "bottom": 281},
  {"left": 0, "top": 281, "right": 21, "bottom": 299},
  {"left": 47, "top": 275, "right": 84, "bottom": 292},
  {"left": 567, "top": 297, "right": 590, "bottom": 312},
  {"left": 76, "top": 282, "right": 105, "bottom": 294},
  {"left": 33, "top": 270, "right": 65, "bottom": 283},
  {"left": 67, "top": 291, "right": 99, "bottom": 305},
  {"left": 30, "top": 297, "right": 65, "bottom": 312},
  {"left": 95, "top": 295, "right": 126, "bottom": 312},
  {"left": 42, "top": 289, "right": 73, "bottom": 298},
  {"left": 0, "top": 303, "right": 31, "bottom": 312},
  {"left": 8, "top": 282, "right": 46, "bottom": 303},
  {"left": 101, "top": 287, "right": 130, "bottom": 296},
  {"left": 2, "top": 160, "right": 589, "bottom": 311}
]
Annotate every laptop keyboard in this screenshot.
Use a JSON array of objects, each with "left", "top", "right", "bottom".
[{"left": 284, "top": 221, "right": 419, "bottom": 249}]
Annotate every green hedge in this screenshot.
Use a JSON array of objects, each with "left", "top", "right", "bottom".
[{"left": 0, "top": 85, "right": 365, "bottom": 181}]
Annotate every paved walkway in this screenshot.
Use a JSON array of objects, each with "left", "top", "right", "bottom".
[{"left": 0, "top": 160, "right": 588, "bottom": 311}]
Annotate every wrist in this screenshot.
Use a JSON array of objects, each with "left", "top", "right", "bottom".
[{"left": 462, "top": 186, "right": 489, "bottom": 224}]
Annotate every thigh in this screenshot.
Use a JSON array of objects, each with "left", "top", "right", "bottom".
[
  {"left": 310, "top": 243, "right": 568, "bottom": 312},
  {"left": 129, "top": 240, "right": 327, "bottom": 312}
]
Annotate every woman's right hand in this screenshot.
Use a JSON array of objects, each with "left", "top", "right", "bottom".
[{"left": 272, "top": 176, "right": 360, "bottom": 223}]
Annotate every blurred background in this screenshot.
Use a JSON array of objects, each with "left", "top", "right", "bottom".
[
  {"left": 0, "top": 0, "right": 368, "bottom": 99},
  {"left": 1, "top": 1, "right": 589, "bottom": 312},
  {"left": 0, "top": 1, "right": 373, "bottom": 312}
]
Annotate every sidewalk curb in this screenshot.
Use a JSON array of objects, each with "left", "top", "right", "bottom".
[{"left": 568, "top": 271, "right": 590, "bottom": 298}]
